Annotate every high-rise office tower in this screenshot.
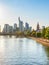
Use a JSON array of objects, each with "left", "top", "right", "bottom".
[
  {"left": 14, "top": 23, "right": 17, "bottom": 32},
  {"left": 3, "top": 24, "right": 10, "bottom": 33},
  {"left": 9, "top": 26, "right": 13, "bottom": 33},
  {"left": 18, "top": 17, "right": 24, "bottom": 32},
  {"left": 25, "top": 22, "right": 29, "bottom": 31}
]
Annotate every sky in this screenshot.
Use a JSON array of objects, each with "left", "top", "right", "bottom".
[{"left": 0, "top": 0, "right": 49, "bottom": 30}]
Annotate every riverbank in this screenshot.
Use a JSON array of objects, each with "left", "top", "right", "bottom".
[{"left": 29, "top": 37, "right": 49, "bottom": 47}]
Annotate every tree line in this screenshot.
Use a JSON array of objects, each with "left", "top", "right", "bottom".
[{"left": 26, "top": 27, "right": 49, "bottom": 39}]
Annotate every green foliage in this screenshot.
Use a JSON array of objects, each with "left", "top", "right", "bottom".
[
  {"left": 31, "top": 30, "right": 36, "bottom": 37},
  {"left": 42, "top": 27, "right": 49, "bottom": 39},
  {"left": 29, "top": 26, "right": 49, "bottom": 39},
  {"left": 26, "top": 31, "right": 31, "bottom": 36},
  {"left": 42, "top": 28, "right": 46, "bottom": 38},
  {"left": 15, "top": 26, "right": 49, "bottom": 39},
  {"left": 36, "top": 32, "right": 42, "bottom": 37},
  {"left": 45, "top": 27, "right": 49, "bottom": 39}
]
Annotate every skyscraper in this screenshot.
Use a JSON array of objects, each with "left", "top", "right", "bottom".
[
  {"left": 13, "top": 23, "right": 17, "bottom": 32},
  {"left": 25, "top": 22, "right": 29, "bottom": 31},
  {"left": 9, "top": 26, "right": 13, "bottom": 33},
  {"left": 3, "top": 24, "right": 10, "bottom": 33},
  {"left": 18, "top": 17, "right": 24, "bottom": 32}
]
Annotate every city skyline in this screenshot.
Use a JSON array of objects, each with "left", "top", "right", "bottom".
[
  {"left": 0, "top": 0, "right": 49, "bottom": 30},
  {"left": 1, "top": 17, "right": 32, "bottom": 33}
]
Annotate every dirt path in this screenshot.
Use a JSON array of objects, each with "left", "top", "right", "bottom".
[{"left": 29, "top": 37, "right": 49, "bottom": 47}]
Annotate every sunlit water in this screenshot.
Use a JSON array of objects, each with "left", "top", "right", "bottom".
[{"left": 0, "top": 36, "right": 49, "bottom": 65}]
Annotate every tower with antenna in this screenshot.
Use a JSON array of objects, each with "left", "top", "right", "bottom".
[{"left": 18, "top": 17, "right": 24, "bottom": 32}]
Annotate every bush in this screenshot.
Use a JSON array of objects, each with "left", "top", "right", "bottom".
[{"left": 36, "top": 32, "right": 42, "bottom": 37}]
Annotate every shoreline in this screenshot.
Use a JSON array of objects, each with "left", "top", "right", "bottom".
[
  {"left": 0, "top": 35, "right": 49, "bottom": 47},
  {"left": 29, "top": 37, "right": 49, "bottom": 47}
]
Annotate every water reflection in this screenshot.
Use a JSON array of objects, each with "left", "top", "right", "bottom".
[
  {"left": 44, "top": 47, "right": 49, "bottom": 58},
  {"left": 0, "top": 36, "right": 49, "bottom": 65}
]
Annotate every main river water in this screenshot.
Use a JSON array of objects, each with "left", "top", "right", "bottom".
[{"left": 0, "top": 36, "right": 49, "bottom": 65}]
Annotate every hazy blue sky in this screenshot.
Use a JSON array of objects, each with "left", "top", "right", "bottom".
[{"left": 0, "top": 0, "right": 49, "bottom": 29}]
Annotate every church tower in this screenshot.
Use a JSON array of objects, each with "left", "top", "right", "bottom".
[{"left": 36, "top": 22, "right": 40, "bottom": 32}]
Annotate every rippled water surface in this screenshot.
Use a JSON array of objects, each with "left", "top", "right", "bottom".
[{"left": 0, "top": 36, "right": 49, "bottom": 65}]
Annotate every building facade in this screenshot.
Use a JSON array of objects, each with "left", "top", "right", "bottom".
[
  {"left": 3, "top": 24, "right": 10, "bottom": 33},
  {"left": 36, "top": 22, "right": 40, "bottom": 32},
  {"left": 9, "top": 26, "right": 13, "bottom": 33},
  {"left": 18, "top": 17, "right": 24, "bottom": 32},
  {"left": 25, "top": 22, "right": 29, "bottom": 31},
  {"left": 13, "top": 23, "right": 17, "bottom": 32}
]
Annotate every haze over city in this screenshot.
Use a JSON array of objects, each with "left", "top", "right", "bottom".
[{"left": 0, "top": 0, "right": 49, "bottom": 30}]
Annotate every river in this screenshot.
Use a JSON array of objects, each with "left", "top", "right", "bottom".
[{"left": 0, "top": 36, "right": 49, "bottom": 65}]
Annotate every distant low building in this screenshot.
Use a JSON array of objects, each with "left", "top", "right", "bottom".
[
  {"left": 42, "top": 26, "right": 45, "bottom": 29},
  {"left": 16, "top": 27, "right": 19, "bottom": 31}
]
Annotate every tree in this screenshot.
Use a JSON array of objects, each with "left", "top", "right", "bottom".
[
  {"left": 36, "top": 32, "right": 42, "bottom": 37},
  {"left": 42, "top": 27, "right": 46, "bottom": 38},
  {"left": 31, "top": 29, "right": 36, "bottom": 37},
  {"left": 45, "top": 27, "right": 49, "bottom": 39},
  {"left": 26, "top": 30, "right": 31, "bottom": 36}
]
